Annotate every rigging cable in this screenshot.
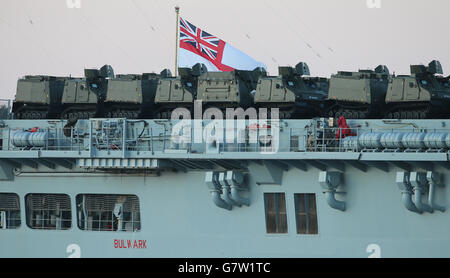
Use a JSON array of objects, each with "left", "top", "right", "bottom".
[
  {"left": 75, "top": 8, "right": 147, "bottom": 72},
  {"left": 0, "top": 14, "right": 71, "bottom": 74},
  {"left": 261, "top": 0, "right": 335, "bottom": 74},
  {"left": 129, "top": 0, "right": 172, "bottom": 45},
  {"left": 280, "top": 0, "right": 334, "bottom": 53}
]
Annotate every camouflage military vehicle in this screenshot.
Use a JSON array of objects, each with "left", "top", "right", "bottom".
[
  {"left": 154, "top": 64, "right": 205, "bottom": 119},
  {"left": 104, "top": 69, "right": 170, "bottom": 119},
  {"left": 11, "top": 61, "right": 450, "bottom": 121},
  {"left": 384, "top": 60, "right": 450, "bottom": 119},
  {"left": 60, "top": 65, "right": 114, "bottom": 120},
  {"left": 196, "top": 66, "right": 266, "bottom": 112},
  {"left": 327, "top": 65, "right": 390, "bottom": 119},
  {"left": 253, "top": 62, "right": 329, "bottom": 119},
  {"left": 12, "top": 75, "right": 68, "bottom": 119}
]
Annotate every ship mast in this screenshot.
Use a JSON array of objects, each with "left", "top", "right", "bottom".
[{"left": 174, "top": 6, "right": 180, "bottom": 77}]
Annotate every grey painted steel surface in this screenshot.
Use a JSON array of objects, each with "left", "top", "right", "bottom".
[
  {"left": 0, "top": 163, "right": 449, "bottom": 257},
  {"left": 0, "top": 119, "right": 449, "bottom": 257}
]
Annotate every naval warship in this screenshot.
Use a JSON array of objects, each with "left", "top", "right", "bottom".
[
  {"left": 0, "top": 114, "right": 449, "bottom": 258},
  {"left": 1, "top": 61, "right": 450, "bottom": 258}
]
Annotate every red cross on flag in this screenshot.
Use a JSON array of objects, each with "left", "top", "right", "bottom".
[{"left": 178, "top": 17, "right": 266, "bottom": 72}]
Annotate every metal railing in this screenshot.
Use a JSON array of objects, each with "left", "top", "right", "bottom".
[
  {"left": 0, "top": 99, "right": 12, "bottom": 120},
  {"left": 0, "top": 211, "right": 21, "bottom": 229},
  {"left": 77, "top": 212, "right": 141, "bottom": 232}
]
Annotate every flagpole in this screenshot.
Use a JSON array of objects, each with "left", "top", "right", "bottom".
[{"left": 174, "top": 6, "right": 180, "bottom": 77}]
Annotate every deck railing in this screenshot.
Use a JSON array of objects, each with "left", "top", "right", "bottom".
[{"left": 1, "top": 119, "right": 450, "bottom": 155}]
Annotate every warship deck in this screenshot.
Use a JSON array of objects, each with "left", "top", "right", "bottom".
[{"left": 0, "top": 118, "right": 449, "bottom": 257}]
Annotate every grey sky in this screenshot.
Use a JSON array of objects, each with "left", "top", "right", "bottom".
[{"left": 0, "top": 0, "right": 449, "bottom": 99}]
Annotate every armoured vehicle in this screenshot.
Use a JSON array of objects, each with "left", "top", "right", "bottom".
[
  {"left": 12, "top": 75, "right": 68, "bottom": 119},
  {"left": 196, "top": 67, "right": 267, "bottom": 112},
  {"left": 60, "top": 65, "right": 114, "bottom": 120},
  {"left": 155, "top": 64, "right": 266, "bottom": 119},
  {"left": 385, "top": 60, "right": 450, "bottom": 119},
  {"left": 253, "top": 62, "right": 329, "bottom": 119},
  {"left": 154, "top": 64, "right": 204, "bottom": 119},
  {"left": 105, "top": 70, "right": 169, "bottom": 119},
  {"left": 10, "top": 61, "right": 450, "bottom": 121},
  {"left": 327, "top": 65, "right": 390, "bottom": 119}
]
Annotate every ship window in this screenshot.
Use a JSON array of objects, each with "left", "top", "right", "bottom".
[
  {"left": 25, "top": 194, "right": 71, "bottom": 230},
  {"left": 0, "top": 193, "right": 21, "bottom": 229},
  {"left": 264, "top": 193, "right": 288, "bottom": 234},
  {"left": 294, "top": 193, "right": 318, "bottom": 234},
  {"left": 409, "top": 82, "right": 415, "bottom": 88},
  {"left": 76, "top": 194, "right": 141, "bottom": 232}
]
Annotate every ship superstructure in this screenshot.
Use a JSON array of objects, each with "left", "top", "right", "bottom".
[{"left": 0, "top": 116, "right": 449, "bottom": 257}]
